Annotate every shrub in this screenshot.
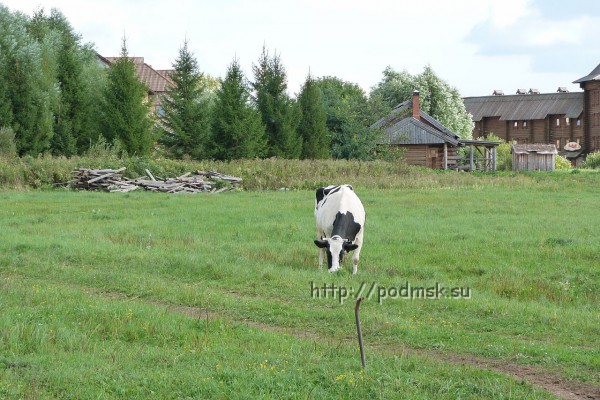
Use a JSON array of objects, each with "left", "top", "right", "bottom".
[
  {"left": 0, "top": 127, "right": 17, "bottom": 157},
  {"left": 555, "top": 154, "right": 572, "bottom": 170},
  {"left": 581, "top": 151, "right": 600, "bottom": 169}
]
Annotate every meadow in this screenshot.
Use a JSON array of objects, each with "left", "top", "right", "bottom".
[{"left": 0, "top": 171, "right": 599, "bottom": 399}]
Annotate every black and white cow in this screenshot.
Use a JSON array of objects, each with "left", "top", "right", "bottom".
[{"left": 314, "top": 185, "right": 365, "bottom": 274}]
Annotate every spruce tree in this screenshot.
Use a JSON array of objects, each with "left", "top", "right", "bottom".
[
  {"left": 298, "top": 73, "right": 329, "bottom": 159},
  {"left": 158, "top": 39, "right": 211, "bottom": 159},
  {"left": 101, "top": 38, "right": 153, "bottom": 155},
  {"left": 212, "top": 58, "right": 266, "bottom": 160},
  {"left": 252, "top": 46, "right": 301, "bottom": 158}
]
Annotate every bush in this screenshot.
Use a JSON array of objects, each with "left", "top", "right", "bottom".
[
  {"left": 581, "top": 151, "right": 600, "bottom": 169},
  {"left": 555, "top": 154, "right": 572, "bottom": 170},
  {"left": 0, "top": 127, "right": 17, "bottom": 157}
]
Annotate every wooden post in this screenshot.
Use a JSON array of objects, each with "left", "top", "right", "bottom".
[
  {"left": 492, "top": 147, "right": 497, "bottom": 172},
  {"left": 443, "top": 143, "right": 448, "bottom": 170},
  {"left": 470, "top": 144, "right": 475, "bottom": 172},
  {"left": 355, "top": 297, "right": 366, "bottom": 369}
]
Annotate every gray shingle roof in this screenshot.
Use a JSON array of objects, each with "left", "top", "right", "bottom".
[
  {"left": 463, "top": 92, "right": 583, "bottom": 121},
  {"left": 573, "top": 63, "right": 600, "bottom": 83},
  {"left": 372, "top": 101, "right": 461, "bottom": 146},
  {"left": 512, "top": 144, "right": 558, "bottom": 154}
]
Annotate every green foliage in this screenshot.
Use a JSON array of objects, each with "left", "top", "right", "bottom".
[
  {"left": 297, "top": 73, "right": 329, "bottom": 159},
  {"left": 316, "top": 76, "right": 384, "bottom": 160},
  {"left": 581, "top": 151, "right": 600, "bottom": 169},
  {"left": 0, "top": 126, "right": 17, "bottom": 157},
  {"left": 0, "top": 7, "right": 56, "bottom": 155},
  {"left": 555, "top": 154, "right": 571, "bottom": 170},
  {"left": 252, "top": 46, "right": 301, "bottom": 158},
  {"left": 0, "top": 6, "right": 107, "bottom": 157},
  {"left": 158, "top": 39, "right": 212, "bottom": 160},
  {"left": 211, "top": 58, "right": 267, "bottom": 160},
  {"left": 371, "top": 65, "right": 474, "bottom": 139},
  {"left": 101, "top": 38, "right": 153, "bottom": 156}
]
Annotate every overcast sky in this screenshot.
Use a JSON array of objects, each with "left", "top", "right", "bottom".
[{"left": 2, "top": 0, "right": 599, "bottom": 97}]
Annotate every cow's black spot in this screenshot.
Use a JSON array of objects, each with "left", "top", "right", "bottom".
[
  {"left": 315, "top": 187, "right": 326, "bottom": 206},
  {"left": 317, "top": 186, "right": 340, "bottom": 209},
  {"left": 331, "top": 211, "right": 361, "bottom": 242},
  {"left": 326, "top": 248, "right": 333, "bottom": 269}
]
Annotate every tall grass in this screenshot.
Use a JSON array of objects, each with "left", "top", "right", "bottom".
[{"left": 2, "top": 153, "right": 599, "bottom": 191}]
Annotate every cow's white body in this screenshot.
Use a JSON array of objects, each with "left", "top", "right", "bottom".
[{"left": 314, "top": 185, "right": 365, "bottom": 274}]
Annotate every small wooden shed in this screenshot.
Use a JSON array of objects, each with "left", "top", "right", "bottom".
[{"left": 511, "top": 144, "right": 558, "bottom": 171}]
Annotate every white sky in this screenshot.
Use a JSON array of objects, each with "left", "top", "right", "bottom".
[{"left": 2, "top": 0, "right": 599, "bottom": 97}]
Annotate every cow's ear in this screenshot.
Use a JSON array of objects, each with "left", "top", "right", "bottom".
[
  {"left": 314, "top": 239, "right": 328, "bottom": 248},
  {"left": 343, "top": 242, "right": 359, "bottom": 251}
]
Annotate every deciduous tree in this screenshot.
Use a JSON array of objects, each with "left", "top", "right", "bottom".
[{"left": 371, "top": 65, "right": 473, "bottom": 139}]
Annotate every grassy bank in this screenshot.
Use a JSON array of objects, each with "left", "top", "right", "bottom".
[
  {"left": 2, "top": 154, "right": 600, "bottom": 191},
  {"left": 1, "top": 185, "right": 599, "bottom": 398}
]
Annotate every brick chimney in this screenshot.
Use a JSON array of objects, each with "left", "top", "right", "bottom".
[{"left": 412, "top": 91, "right": 420, "bottom": 119}]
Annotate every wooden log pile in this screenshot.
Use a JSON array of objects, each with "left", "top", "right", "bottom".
[{"left": 70, "top": 168, "right": 242, "bottom": 193}]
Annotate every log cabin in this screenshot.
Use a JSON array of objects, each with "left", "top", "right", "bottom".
[{"left": 463, "top": 62, "right": 600, "bottom": 165}]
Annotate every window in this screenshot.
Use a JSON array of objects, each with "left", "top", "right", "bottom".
[
  {"left": 566, "top": 118, "right": 570, "bottom": 126},
  {"left": 514, "top": 121, "right": 518, "bottom": 128},
  {"left": 556, "top": 118, "right": 561, "bottom": 127},
  {"left": 522, "top": 121, "right": 527, "bottom": 128},
  {"left": 556, "top": 139, "right": 561, "bottom": 148},
  {"left": 577, "top": 119, "right": 581, "bottom": 126}
]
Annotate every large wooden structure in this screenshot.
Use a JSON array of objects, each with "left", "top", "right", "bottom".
[{"left": 463, "top": 62, "right": 600, "bottom": 163}]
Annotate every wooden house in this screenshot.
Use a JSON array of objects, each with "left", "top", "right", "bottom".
[
  {"left": 463, "top": 62, "right": 600, "bottom": 164},
  {"left": 511, "top": 144, "right": 558, "bottom": 171},
  {"left": 372, "top": 92, "right": 462, "bottom": 169},
  {"left": 372, "top": 92, "right": 499, "bottom": 170}
]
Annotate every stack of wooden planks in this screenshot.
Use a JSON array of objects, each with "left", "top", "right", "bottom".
[{"left": 70, "top": 168, "right": 242, "bottom": 193}]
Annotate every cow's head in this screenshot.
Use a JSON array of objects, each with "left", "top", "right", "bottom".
[{"left": 314, "top": 235, "right": 359, "bottom": 272}]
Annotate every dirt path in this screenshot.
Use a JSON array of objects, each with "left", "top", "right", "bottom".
[
  {"left": 87, "top": 290, "right": 599, "bottom": 400},
  {"left": 168, "top": 304, "right": 600, "bottom": 400}
]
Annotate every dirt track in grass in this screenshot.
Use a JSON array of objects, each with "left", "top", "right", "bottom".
[{"left": 168, "top": 303, "right": 600, "bottom": 400}]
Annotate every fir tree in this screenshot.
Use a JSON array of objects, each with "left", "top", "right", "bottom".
[
  {"left": 252, "top": 46, "right": 301, "bottom": 158},
  {"left": 298, "top": 73, "right": 329, "bottom": 159},
  {"left": 158, "top": 39, "right": 211, "bottom": 159},
  {"left": 212, "top": 58, "right": 266, "bottom": 160},
  {"left": 101, "top": 38, "right": 153, "bottom": 155}
]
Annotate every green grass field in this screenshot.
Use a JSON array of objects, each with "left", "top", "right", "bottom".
[{"left": 1, "top": 178, "right": 599, "bottom": 398}]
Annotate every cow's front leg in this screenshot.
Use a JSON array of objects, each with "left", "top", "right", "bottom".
[{"left": 318, "top": 247, "right": 324, "bottom": 270}]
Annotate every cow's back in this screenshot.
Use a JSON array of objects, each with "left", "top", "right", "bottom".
[{"left": 315, "top": 185, "right": 365, "bottom": 237}]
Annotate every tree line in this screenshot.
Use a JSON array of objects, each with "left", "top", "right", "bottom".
[{"left": 0, "top": 6, "right": 473, "bottom": 160}]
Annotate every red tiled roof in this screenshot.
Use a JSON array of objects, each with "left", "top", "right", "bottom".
[{"left": 104, "top": 56, "right": 174, "bottom": 94}]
